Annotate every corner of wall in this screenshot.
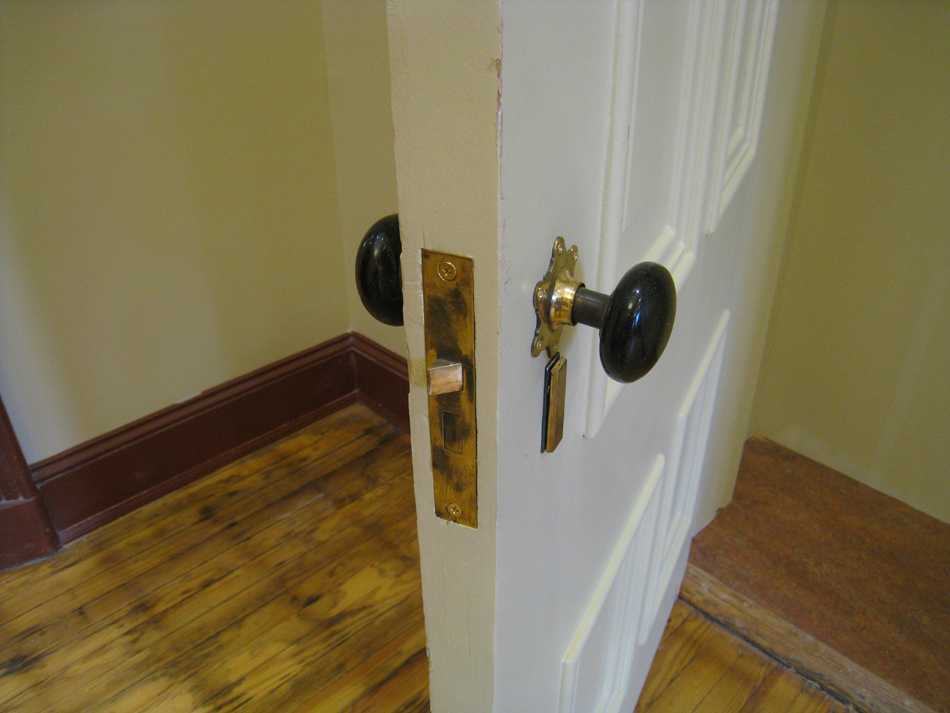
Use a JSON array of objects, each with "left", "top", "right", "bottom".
[{"left": 321, "top": 0, "right": 406, "bottom": 358}]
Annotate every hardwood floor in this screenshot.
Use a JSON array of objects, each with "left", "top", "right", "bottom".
[
  {"left": 0, "top": 405, "right": 425, "bottom": 713},
  {"left": 0, "top": 405, "right": 847, "bottom": 712},
  {"left": 636, "top": 601, "right": 849, "bottom": 713}
]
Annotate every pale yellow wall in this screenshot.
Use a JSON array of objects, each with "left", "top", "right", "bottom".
[
  {"left": 0, "top": 2, "right": 365, "bottom": 462},
  {"left": 323, "top": 0, "right": 404, "bottom": 357},
  {"left": 750, "top": 0, "right": 950, "bottom": 523}
]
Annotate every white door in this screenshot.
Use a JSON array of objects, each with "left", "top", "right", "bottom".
[{"left": 388, "top": 1, "right": 821, "bottom": 711}]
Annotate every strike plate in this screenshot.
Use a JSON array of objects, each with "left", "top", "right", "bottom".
[{"left": 422, "top": 249, "right": 477, "bottom": 528}]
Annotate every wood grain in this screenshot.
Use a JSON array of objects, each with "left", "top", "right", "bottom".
[
  {"left": 0, "top": 405, "right": 902, "bottom": 713},
  {"left": 0, "top": 409, "right": 394, "bottom": 634},
  {"left": 0, "top": 402, "right": 385, "bottom": 600},
  {"left": 0, "top": 405, "right": 422, "bottom": 713},
  {"left": 636, "top": 601, "right": 848, "bottom": 713},
  {"left": 681, "top": 563, "right": 937, "bottom": 713}
]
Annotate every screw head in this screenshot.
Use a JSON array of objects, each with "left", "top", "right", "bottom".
[
  {"left": 447, "top": 503, "right": 462, "bottom": 517},
  {"left": 438, "top": 261, "right": 458, "bottom": 282}
]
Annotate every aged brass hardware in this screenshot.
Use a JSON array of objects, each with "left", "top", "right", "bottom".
[
  {"left": 531, "top": 237, "right": 676, "bottom": 384},
  {"left": 531, "top": 237, "right": 580, "bottom": 359},
  {"left": 542, "top": 353, "right": 567, "bottom": 453},
  {"left": 428, "top": 359, "right": 464, "bottom": 395},
  {"left": 422, "top": 249, "right": 477, "bottom": 528}
]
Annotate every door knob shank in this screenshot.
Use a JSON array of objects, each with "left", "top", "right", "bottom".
[{"left": 571, "top": 287, "right": 610, "bottom": 330}]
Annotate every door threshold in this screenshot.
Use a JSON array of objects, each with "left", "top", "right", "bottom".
[{"left": 679, "top": 563, "right": 936, "bottom": 713}]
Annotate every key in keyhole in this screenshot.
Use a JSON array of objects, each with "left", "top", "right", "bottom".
[{"left": 542, "top": 353, "right": 567, "bottom": 453}]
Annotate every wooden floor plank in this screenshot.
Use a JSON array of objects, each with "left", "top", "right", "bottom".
[
  {"left": 0, "top": 410, "right": 392, "bottom": 633},
  {"left": 634, "top": 602, "right": 718, "bottom": 712},
  {"left": 124, "top": 519, "right": 421, "bottom": 713},
  {"left": 0, "top": 405, "right": 383, "bottom": 610},
  {"left": 0, "top": 406, "right": 899, "bottom": 713},
  {"left": 0, "top": 430, "right": 409, "bottom": 700},
  {"left": 639, "top": 612, "right": 745, "bottom": 712},
  {"left": 0, "top": 431, "right": 411, "bottom": 708},
  {"left": 691, "top": 645, "right": 775, "bottom": 713},
  {"left": 786, "top": 682, "right": 842, "bottom": 713},
  {"left": 89, "top": 506, "right": 419, "bottom": 713},
  {"left": 736, "top": 665, "right": 808, "bottom": 713},
  {"left": 291, "top": 619, "right": 428, "bottom": 713},
  {"left": 4, "top": 462, "right": 413, "bottom": 709},
  {"left": 637, "top": 602, "right": 848, "bottom": 713},
  {"left": 25, "top": 500, "right": 415, "bottom": 713},
  {"left": 335, "top": 645, "right": 430, "bottom": 713}
]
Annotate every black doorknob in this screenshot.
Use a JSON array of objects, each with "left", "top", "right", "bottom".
[
  {"left": 355, "top": 214, "right": 403, "bottom": 326},
  {"left": 574, "top": 263, "right": 676, "bottom": 382},
  {"left": 532, "top": 237, "right": 676, "bottom": 383}
]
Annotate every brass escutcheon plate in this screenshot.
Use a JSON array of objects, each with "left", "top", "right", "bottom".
[{"left": 532, "top": 237, "right": 581, "bottom": 358}]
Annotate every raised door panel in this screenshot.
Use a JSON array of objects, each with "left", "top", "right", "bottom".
[{"left": 586, "top": 0, "right": 778, "bottom": 435}]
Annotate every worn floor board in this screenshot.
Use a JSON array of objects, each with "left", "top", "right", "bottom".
[
  {"left": 0, "top": 406, "right": 862, "bottom": 712},
  {"left": 636, "top": 602, "right": 847, "bottom": 713}
]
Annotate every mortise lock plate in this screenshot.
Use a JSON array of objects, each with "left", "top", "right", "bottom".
[{"left": 422, "top": 249, "right": 477, "bottom": 528}]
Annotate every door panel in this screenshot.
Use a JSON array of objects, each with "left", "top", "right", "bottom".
[
  {"left": 559, "top": 455, "right": 663, "bottom": 713},
  {"left": 587, "top": 0, "right": 778, "bottom": 435}
]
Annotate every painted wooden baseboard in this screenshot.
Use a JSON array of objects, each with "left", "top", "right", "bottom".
[
  {"left": 27, "top": 332, "right": 408, "bottom": 545},
  {"left": 1, "top": 393, "right": 59, "bottom": 569},
  {"left": 680, "top": 562, "right": 936, "bottom": 713},
  {"left": 352, "top": 332, "right": 411, "bottom": 433}
]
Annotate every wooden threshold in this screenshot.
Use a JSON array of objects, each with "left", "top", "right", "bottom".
[
  {"left": 680, "top": 563, "right": 936, "bottom": 713},
  {"left": 688, "top": 436, "right": 950, "bottom": 712}
]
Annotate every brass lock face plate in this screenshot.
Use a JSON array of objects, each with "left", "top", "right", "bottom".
[{"left": 422, "top": 249, "right": 477, "bottom": 528}]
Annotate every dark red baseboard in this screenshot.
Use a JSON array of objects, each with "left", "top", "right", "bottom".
[
  {"left": 1, "top": 392, "right": 60, "bottom": 570},
  {"left": 0, "top": 497, "right": 60, "bottom": 570},
  {"left": 27, "top": 332, "right": 408, "bottom": 545},
  {"left": 352, "top": 332, "right": 411, "bottom": 433}
]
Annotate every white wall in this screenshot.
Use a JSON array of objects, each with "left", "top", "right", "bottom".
[
  {"left": 0, "top": 1, "right": 400, "bottom": 463},
  {"left": 750, "top": 0, "right": 950, "bottom": 523}
]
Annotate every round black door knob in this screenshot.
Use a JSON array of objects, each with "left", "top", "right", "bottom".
[
  {"left": 355, "top": 214, "right": 403, "bottom": 326},
  {"left": 532, "top": 237, "right": 676, "bottom": 384},
  {"left": 574, "top": 262, "right": 676, "bottom": 383}
]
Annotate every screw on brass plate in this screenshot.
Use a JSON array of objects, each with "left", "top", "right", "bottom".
[
  {"left": 447, "top": 503, "right": 462, "bottom": 517},
  {"left": 438, "top": 260, "right": 458, "bottom": 282}
]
